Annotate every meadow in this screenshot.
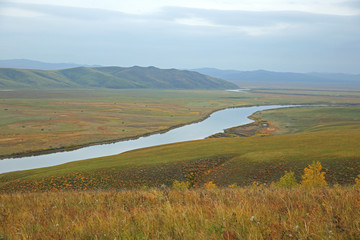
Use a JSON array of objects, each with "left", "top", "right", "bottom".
[
  {"left": 1, "top": 104, "right": 360, "bottom": 191},
  {"left": 1, "top": 88, "right": 360, "bottom": 239},
  {"left": 0, "top": 89, "right": 251, "bottom": 158},
  {"left": 1, "top": 88, "right": 359, "bottom": 158}
]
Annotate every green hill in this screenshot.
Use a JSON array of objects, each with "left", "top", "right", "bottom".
[{"left": 0, "top": 66, "right": 237, "bottom": 89}]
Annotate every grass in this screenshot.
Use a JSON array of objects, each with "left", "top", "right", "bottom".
[
  {"left": 1, "top": 125, "right": 359, "bottom": 192},
  {"left": 0, "top": 89, "right": 256, "bottom": 157},
  {"left": 1, "top": 88, "right": 359, "bottom": 158},
  {"left": 254, "top": 106, "right": 360, "bottom": 135},
  {"left": 1, "top": 89, "right": 360, "bottom": 191},
  {"left": 1, "top": 88, "right": 360, "bottom": 239},
  {"left": 1, "top": 186, "right": 359, "bottom": 239}
]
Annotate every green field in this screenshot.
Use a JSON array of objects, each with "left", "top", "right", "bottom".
[
  {"left": 1, "top": 88, "right": 359, "bottom": 158},
  {"left": 1, "top": 89, "right": 360, "bottom": 191},
  {"left": 0, "top": 89, "right": 256, "bottom": 157}
]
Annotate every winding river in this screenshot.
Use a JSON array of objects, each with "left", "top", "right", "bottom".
[{"left": 0, "top": 105, "right": 298, "bottom": 174}]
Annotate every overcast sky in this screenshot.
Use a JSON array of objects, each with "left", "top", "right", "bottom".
[{"left": 0, "top": 0, "right": 359, "bottom": 73}]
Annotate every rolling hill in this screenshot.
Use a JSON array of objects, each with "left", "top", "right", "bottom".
[{"left": 0, "top": 66, "right": 237, "bottom": 90}]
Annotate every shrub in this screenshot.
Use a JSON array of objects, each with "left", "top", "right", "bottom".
[
  {"left": 228, "top": 183, "right": 239, "bottom": 188},
  {"left": 275, "top": 171, "right": 298, "bottom": 188},
  {"left": 204, "top": 181, "right": 217, "bottom": 189},
  {"left": 172, "top": 180, "right": 190, "bottom": 190},
  {"left": 355, "top": 174, "right": 360, "bottom": 186},
  {"left": 301, "top": 161, "right": 327, "bottom": 187}
]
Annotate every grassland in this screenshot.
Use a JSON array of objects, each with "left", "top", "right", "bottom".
[
  {"left": 254, "top": 105, "right": 360, "bottom": 135},
  {"left": 1, "top": 124, "right": 359, "bottom": 192},
  {"left": 1, "top": 103, "right": 360, "bottom": 192},
  {"left": 1, "top": 88, "right": 359, "bottom": 158},
  {"left": 1, "top": 88, "right": 360, "bottom": 239},
  {"left": 1, "top": 187, "right": 359, "bottom": 239},
  {"left": 0, "top": 89, "right": 254, "bottom": 158},
  {"left": 1, "top": 89, "right": 360, "bottom": 189}
]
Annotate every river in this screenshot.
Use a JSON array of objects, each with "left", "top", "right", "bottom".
[{"left": 0, "top": 105, "right": 298, "bottom": 174}]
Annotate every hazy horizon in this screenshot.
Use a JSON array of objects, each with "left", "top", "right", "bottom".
[
  {"left": 1, "top": 0, "right": 359, "bottom": 74},
  {"left": 1, "top": 58, "right": 360, "bottom": 75}
]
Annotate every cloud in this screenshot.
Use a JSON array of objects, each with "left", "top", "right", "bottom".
[
  {"left": 0, "top": 7, "right": 45, "bottom": 18},
  {"left": 0, "top": 1, "right": 359, "bottom": 73},
  {"left": 0, "top": 2, "right": 128, "bottom": 20},
  {"left": 158, "top": 7, "right": 360, "bottom": 38},
  {"left": 342, "top": 0, "right": 360, "bottom": 9},
  {"left": 8, "top": 0, "right": 360, "bottom": 15},
  {"left": 173, "top": 16, "right": 291, "bottom": 36},
  {"left": 2, "top": 3, "right": 359, "bottom": 39}
]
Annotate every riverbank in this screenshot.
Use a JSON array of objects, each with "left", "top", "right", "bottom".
[
  {"left": 1, "top": 105, "right": 298, "bottom": 174},
  {"left": 2, "top": 88, "right": 358, "bottom": 160},
  {"left": 208, "top": 114, "right": 275, "bottom": 138},
  {"left": 0, "top": 105, "right": 242, "bottom": 160},
  {"left": 1, "top": 89, "right": 258, "bottom": 159}
]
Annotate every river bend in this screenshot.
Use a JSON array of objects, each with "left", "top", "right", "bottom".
[{"left": 0, "top": 105, "right": 297, "bottom": 174}]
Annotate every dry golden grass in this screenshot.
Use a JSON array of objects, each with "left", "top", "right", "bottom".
[{"left": 1, "top": 186, "right": 359, "bottom": 239}]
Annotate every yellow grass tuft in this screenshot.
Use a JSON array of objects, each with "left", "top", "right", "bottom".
[
  {"left": 204, "top": 181, "right": 217, "bottom": 189},
  {"left": 172, "top": 180, "right": 190, "bottom": 190}
]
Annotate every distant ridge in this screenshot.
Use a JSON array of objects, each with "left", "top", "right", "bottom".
[
  {"left": 0, "top": 59, "right": 101, "bottom": 70},
  {"left": 193, "top": 68, "right": 360, "bottom": 88},
  {"left": 0, "top": 66, "right": 237, "bottom": 90}
]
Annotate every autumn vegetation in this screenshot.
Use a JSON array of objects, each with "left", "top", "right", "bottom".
[
  {"left": 1, "top": 89, "right": 360, "bottom": 239},
  {"left": 1, "top": 162, "right": 360, "bottom": 239}
]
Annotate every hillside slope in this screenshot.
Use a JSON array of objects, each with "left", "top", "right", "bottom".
[
  {"left": 0, "top": 66, "right": 237, "bottom": 89},
  {"left": 1, "top": 106, "right": 360, "bottom": 192}
]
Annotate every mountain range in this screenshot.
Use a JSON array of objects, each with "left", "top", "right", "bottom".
[
  {"left": 0, "top": 66, "right": 237, "bottom": 90},
  {"left": 0, "top": 59, "right": 100, "bottom": 70},
  {"left": 193, "top": 68, "right": 360, "bottom": 88},
  {"left": 1, "top": 59, "right": 359, "bottom": 89}
]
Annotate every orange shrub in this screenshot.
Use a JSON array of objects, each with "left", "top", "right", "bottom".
[
  {"left": 301, "top": 161, "right": 327, "bottom": 187},
  {"left": 355, "top": 174, "right": 360, "bottom": 186},
  {"left": 204, "top": 181, "right": 217, "bottom": 189}
]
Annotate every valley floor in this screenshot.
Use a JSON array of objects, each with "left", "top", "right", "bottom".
[
  {"left": 1, "top": 88, "right": 359, "bottom": 158},
  {"left": 1, "top": 88, "right": 360, "bottom": 239}
]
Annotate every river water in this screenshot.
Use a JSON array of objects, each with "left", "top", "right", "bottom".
[{"left": 0, "top": 105, "right": 297, "bottom": 174}]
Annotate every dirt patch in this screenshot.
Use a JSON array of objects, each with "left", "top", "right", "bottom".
[{"left": 209, "top": 118, "right": 277, "bottom": 138}]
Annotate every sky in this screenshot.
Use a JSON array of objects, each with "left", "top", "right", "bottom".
[{"left": 0, "top": 0, "right": 359, "bottom": 73}]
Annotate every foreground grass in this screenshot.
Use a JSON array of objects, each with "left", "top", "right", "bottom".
[{"left": 1, "top": 187, "right": 359, "bottom": 239}]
